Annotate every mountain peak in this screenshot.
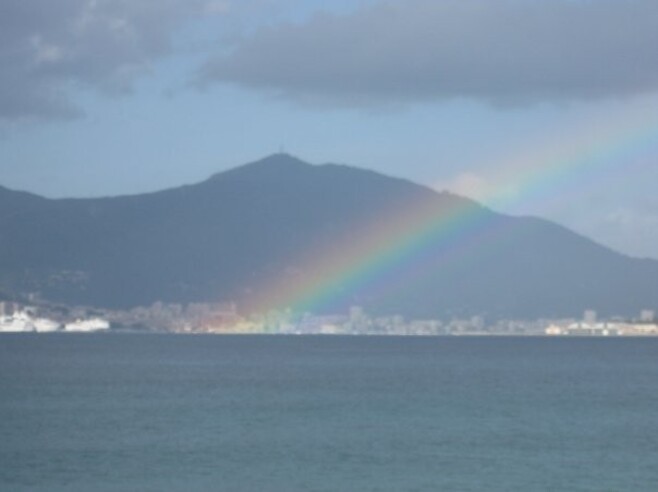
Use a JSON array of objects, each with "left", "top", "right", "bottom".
[
  {"left": 253, "top": 153, "right": 310, "bottom": 167},
  {"left": 206, "top": 153, "right": 312, "bottom": 183},
  {"left": 234, "top": 153, "right": 312, "bottom": 173}
]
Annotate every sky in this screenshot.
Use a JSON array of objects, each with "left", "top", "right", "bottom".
[{"left": 0, "top": 0, "right": 657, "bottom": 259}]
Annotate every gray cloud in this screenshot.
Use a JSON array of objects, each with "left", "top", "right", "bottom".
[
  {"left": 0, "top": 0, "right": 215, "bottom": 122},
  {"left": 200, "top": 0, "right": 658, "bottom": 107}
]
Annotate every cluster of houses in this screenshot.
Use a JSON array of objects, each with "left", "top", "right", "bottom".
[{"left": 545, "top": 310, "right": 657, "bottom": 336}]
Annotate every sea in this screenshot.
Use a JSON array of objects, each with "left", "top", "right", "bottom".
[{"left": 1, "top": 334, "right": 657, "bottom": 491}]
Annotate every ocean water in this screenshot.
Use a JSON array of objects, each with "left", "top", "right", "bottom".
[{"left": 1, "top": 334, "right": 657, "bottom": 491}]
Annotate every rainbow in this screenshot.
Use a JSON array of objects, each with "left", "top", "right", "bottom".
[
  {"left": 479, "top": 105, "right": 658, "bottom": 215},
  {"left": 250, "top": 191, "right": 489, "bottom": 315},
  {"left": 252, "top": 105, "right": 658, "bottom": 316}
]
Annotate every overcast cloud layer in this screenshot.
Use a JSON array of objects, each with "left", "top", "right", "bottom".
[
  {"left": 0, "top": 0, "right": 218, "bottom": 122},
  {"left": 201, "top": 0, "right": 658, "bottom": 107}
]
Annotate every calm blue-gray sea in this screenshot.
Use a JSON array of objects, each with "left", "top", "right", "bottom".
[{"left": 1, "top": 334, "right": 657, "bottom": 491}]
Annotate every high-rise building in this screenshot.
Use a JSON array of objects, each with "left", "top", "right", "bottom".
[
  {"left": 584, "top": 309, "right": 597, "bottom": 325},
  {"left": 0, "top": 302, "right": 15, "bottom": 317}
]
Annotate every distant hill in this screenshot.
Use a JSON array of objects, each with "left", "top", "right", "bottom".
[{"left": 0, "top": 154, "right": 656, "bottom": 319}]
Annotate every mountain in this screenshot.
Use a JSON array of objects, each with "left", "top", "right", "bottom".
[{"left": 0, "top": 154, "right": 656, "bottom": 319}]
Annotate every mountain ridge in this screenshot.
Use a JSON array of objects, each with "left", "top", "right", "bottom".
[{"left": 0, "top": 154, "right": 655, "bottom": 319}]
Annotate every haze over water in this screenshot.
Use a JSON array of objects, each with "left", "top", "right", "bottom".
[{"left": 1, "top": 334, "right": 657, "bottom": 491}]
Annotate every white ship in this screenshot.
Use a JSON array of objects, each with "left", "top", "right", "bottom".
[
  {"left": 0, "top": 311, "right": 63, "bottom": 333},
  {"left": 0, "top": 311, "right": 34, "bottom": 333},
  {"left": 0, "top": 311, "right": 36, "bottom": 332},
  {"left": 0, "top": 306, "right": 108, "bottom": 333},
  {"left": 33, "top": 317, "right": 62, "bottom": 332},
  {"left": 64, "top": 318, "right": 110, "bottom": 332}
]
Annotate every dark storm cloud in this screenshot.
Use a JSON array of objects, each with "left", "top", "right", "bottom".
[
  {"left": 0, "top": 0, "right": 214, "bottom": 122},
  {"left": 200, "top": 0, "right": 658, "bottom": 107}
]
